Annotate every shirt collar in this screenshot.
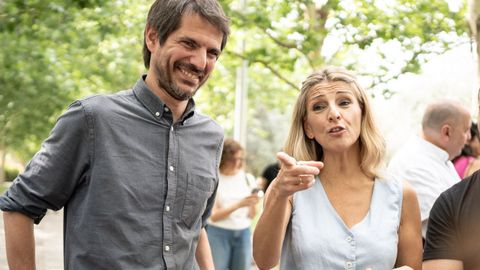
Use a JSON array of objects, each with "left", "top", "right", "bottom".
[
  {"left": 415, "top": 135, "right": 450, "bottom": 163},
  {"left": 133, "top": 75, "right": 196, "bottom": 123}
]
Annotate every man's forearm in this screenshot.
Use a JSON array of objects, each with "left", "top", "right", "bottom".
[
  {"left": 195, "top": 228, "right": 214, "bottom": 270},
  {"left": 3, "top": 211, "right": 36, "bottom": 270}
]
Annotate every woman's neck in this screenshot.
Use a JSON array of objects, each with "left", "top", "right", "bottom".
[
  {"left": 221, "top": 168, "right": 241, "bottom": 176},
  {"left": 320, "top": 146, "right": 370, "bottom": 184}
]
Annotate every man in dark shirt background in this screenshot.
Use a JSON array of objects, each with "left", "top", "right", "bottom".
[
  {"left": 259, "top": 162, "right": 280, "bottom": 193},
  {"left": 423, "top": 89, "right": 480, "bottom": 270},
  {"left": 0, "top": 0, "right": 230, "bottom": 269}
]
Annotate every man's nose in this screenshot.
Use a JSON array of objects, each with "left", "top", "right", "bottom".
[{"left": 190, "top": 49, "right": 207, "bottom": 71}]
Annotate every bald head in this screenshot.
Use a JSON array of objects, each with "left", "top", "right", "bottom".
[
  {"left": 422, "top": 100, "right": 469, "bottom": 132},
  {"left": 422, "top": 99, "right": 471, "bottom": 159}
]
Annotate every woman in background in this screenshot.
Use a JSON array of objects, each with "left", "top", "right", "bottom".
[
  {"left": 253, "top": 67, "right": 422, "bottom": 270},
  {"left": 453, "top": 122, "right": 480, "bottom": 178},
  {"left": 207, "top": 138, "right": 260, "bottom": 270}
]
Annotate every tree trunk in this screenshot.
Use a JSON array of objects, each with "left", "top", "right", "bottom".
[
  {"left": 0, "top": 149, "right": 6, "bottom": 184},
  {"left": 469, "top": 0, "right": 480, "bottom": 81}
]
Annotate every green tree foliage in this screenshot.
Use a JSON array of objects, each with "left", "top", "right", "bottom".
[
  {"left": 214, "top": 0, "right": 468, "bottom": 173},
  {"left": 0, "top": 0, "right": 469, "bottom": 177},
  {"left": 222, "top": 0, "right": 467, "bottom": 96},
  {"left": 0, "top": 0, "right": 147, "bottom": 163}
]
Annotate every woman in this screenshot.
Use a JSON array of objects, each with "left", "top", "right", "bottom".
[
  {"left": 253, "top": 67, "right": 422, "bottom": 270},
  {"left": 207, "top": 138, "right": 260, "bottom": 270},
  {"left": 453, "top": 122, "right": 480, "bottom": 178}
]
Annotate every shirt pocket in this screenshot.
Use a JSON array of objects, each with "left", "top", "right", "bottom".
[{"left": 181, "top": 173, "right": 215, "bottom": 228}]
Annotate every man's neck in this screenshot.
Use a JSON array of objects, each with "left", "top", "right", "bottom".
[
  {"left": 144, "top": 74, "right": 188, "bottom": 123},
  {"left": 421, "top": 131, "right": 451, "bottom": 159}
]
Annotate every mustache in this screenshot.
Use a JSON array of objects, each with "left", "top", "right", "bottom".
[{"left": 176, "top": 62, "right": 205, "bottom": 77}]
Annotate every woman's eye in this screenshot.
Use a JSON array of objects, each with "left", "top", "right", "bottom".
[
  {"left": 312, "top": 104, "right": 326, "bottom": 111},
  {"left": 339, "top": 99, "right": 351, "bottom": 106}
]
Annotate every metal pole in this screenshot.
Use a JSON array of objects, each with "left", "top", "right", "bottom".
[{"left": 233, "top": 0, "right": 248, "bottom": 148}]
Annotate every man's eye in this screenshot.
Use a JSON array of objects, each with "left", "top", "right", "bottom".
[
  {"left": 182, "top": 40, "right": 195, "bottom": 48},
  {"left": 208, "top": 50, "right": 219, "bottom": 59}
]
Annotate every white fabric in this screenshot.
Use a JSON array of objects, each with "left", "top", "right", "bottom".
[
  {"left": 208, "top": 170, "right": 256, "bottom": 230},
  {"left": 388, "top": 135, "right": 460, "bottom": 237}
]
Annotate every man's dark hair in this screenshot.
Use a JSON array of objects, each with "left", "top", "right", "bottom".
[{"left": 142, "top": 0, "right": 230, "bottom": 69}]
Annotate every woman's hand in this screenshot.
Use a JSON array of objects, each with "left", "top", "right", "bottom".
[
  {"left": 236, "top": 194, "right": 260, "bottom": 208},
  {"left": 271, "top": 152, "right": 323, "bottom": 198}
]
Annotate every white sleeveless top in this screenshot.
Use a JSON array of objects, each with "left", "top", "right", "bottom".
[
  {"left": 208, "top": 170, "right": 256, "bottom": 230},
  {"left": 281, "top": 177, "right": 403, "bottom": 270}
]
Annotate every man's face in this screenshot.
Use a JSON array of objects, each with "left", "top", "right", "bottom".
[
  {"left": 448, "top": 113, "right": 471, "bottom": 159},
  {"left": 149, "top": 13, "right": 223, "bottom": 101}
]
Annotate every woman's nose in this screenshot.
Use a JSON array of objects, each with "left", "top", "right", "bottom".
[{"left": 328, "top": 107, "right": 341, "bottom": 121}]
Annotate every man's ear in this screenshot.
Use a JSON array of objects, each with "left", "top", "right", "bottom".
[
  {"left": 145, "top": 26, "right": 158, "bottom": 52},
  {"left": 440, "top": 124, "right": 452, "bottom": 140},
  {"left": 303, "top": 119, "right": 315, "bottom": 139}
]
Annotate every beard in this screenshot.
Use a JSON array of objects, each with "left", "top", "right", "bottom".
[{"left": 153, "top": 59, "right": 206, "bottom": 101}]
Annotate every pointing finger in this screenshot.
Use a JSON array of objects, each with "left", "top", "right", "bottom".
[
  {"left": 276, "top": 152, "right": 297, "bottom": 169},
  {"left": 297, "top": 160, "right": 324, "bottom": 171}
]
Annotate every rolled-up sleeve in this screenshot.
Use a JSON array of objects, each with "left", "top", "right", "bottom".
[{"left": 0, "top": 100, "right": 91, "bottom": 224}]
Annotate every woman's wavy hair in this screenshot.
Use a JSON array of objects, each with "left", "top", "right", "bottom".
[{"left": 283, "top": 66, "right": 386, "bottom": 179}]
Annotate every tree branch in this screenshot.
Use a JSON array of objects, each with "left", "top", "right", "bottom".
[
  {"left": 227, "top": 50, "right": 299, "bottom": 91},
  {"left": 359, "top": 40, "right": 469, "bottom": 97}
]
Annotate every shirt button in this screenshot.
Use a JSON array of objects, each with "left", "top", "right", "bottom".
[
  {"left": 345, "top": 261, "right": 353, "bottom": 269},
  {"left": 170, "top": 126, "right": 174, "bottom": 131},
  {"left": 165, "top": 245, "right": 170, "bottom": 251},
  {"left": 346, "top": 236, "right": 352, "bottom": 242},
  {"left": 165, "top": 205, "right": 170, "bottom": 212},
  {"left": 155, "top": 112, "right": 160, "bottom": 117},
  {"left": 164, "top": 107, "right": 170, "bottom": 112},
  {"left": 169, "top": 166, "right": 174, "bottom": 172}
]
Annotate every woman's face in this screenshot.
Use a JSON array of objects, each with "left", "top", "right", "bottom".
[
  {"left": 469, "top": 136, "right": 480, "bottom": 156},
  {"left": 303, "top": 81, "right": 363, "bottom": 155},
  {"left": 223, "top": 150, "right": 245, "bottom": 174}
]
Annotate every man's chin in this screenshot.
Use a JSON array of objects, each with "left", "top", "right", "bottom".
[{"left": 172, "top": 88, "right": 197, "bottom": 101}]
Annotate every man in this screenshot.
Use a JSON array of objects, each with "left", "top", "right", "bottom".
[
  {"left": 422, "top": 92, "right": 480, "bottom": 270},
  {"left": 388, "top": 99, "right": 471, "bottom": 238},
  {"left": 0, "top": 1, "right": 229, "bottom": 269},
  {"left": 259, "top": 162, "right": 280, "bottom": 192}
]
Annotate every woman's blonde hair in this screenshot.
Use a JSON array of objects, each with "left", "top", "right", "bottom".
[{"left": 283, "top": 66, "right": 385, "bottom": 178}]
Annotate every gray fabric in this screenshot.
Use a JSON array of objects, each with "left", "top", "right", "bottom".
[
  {"left": 0, "top": 77, "right": 224, "bottom": 269},
  {"left": 281, "top": 177, "right": 403, "bottom": 270}
]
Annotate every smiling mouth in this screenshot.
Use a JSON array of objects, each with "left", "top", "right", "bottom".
[
  {"left": 177, "top": 63, "right": 203, "bottom": 85},
  {"left": 180, "top": 68, "right": 200, "bottom": 83}
]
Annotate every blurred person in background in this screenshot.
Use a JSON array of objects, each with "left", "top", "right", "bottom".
[
  {"left": 388, "top": 99, "right": 471, "bottom": 239},
  {"left": 258, "top": 162, "right": 280, "bottom": 193},
  {"left": 207, "top": 138, "right": 260, "bottom": 270},
  {"left": 423, "top": 90, "right": 480, "bottom": 270},
  {"left": 453, "top": 122, "right": 480, "bottom": 178},
  {"left": 253, "top": 67, "right": 422, "bottom": 270}
]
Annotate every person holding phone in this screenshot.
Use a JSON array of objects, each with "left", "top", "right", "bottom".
[
  {"left": 207, "top": 138, "right": 260, "bottom": 270},
  {"left": 253, "top": 67, "right": 422, "bottom": 270}
]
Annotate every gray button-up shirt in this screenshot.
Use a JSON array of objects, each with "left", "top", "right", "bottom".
[{"left": 0, "top": 77, "right": 224, "bottom": 269}]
